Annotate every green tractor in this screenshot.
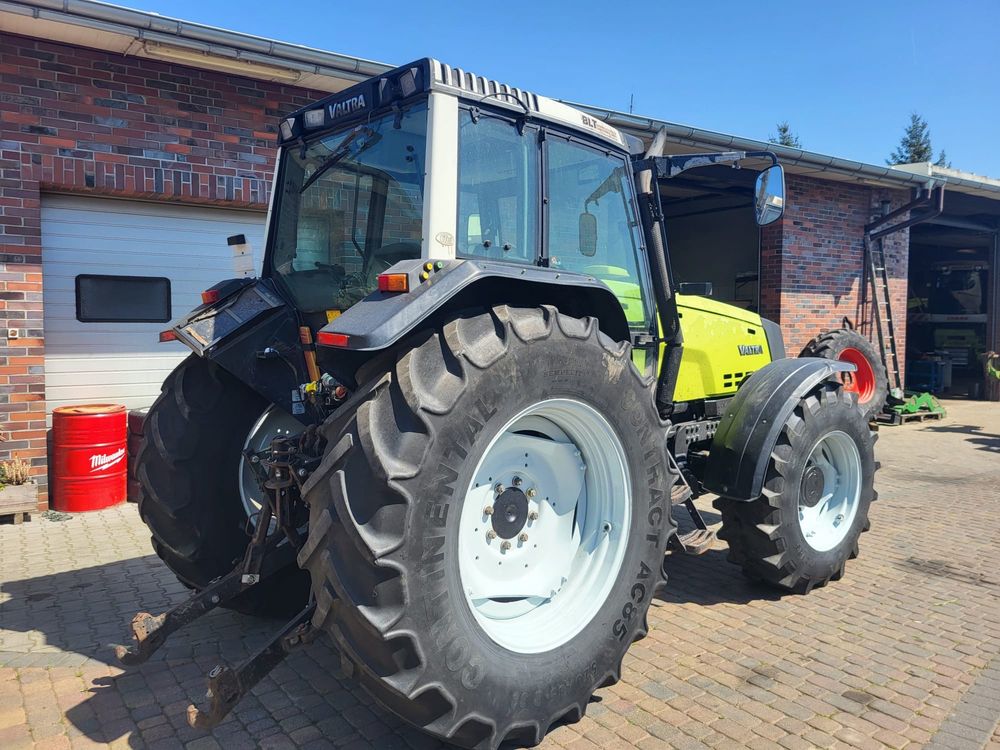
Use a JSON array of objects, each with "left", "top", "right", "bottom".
[{"left": 121, "top": 60, "right": 877, "bottom": 748}]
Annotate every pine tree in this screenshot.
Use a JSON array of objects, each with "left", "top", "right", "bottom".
[
  {"left": 769, "top": 121, "right": 801, "bottom": 148},
  {"left": 887, "top": 113, "right": 943, "bottom": 165},
  {"left": 934, "top": 149, "right": 951, "bottom": 168}
]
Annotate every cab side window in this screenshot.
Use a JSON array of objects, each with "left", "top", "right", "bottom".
[
  {"left": 546, "top": 137, "right": 650, "bottom": 329},
  {"left": 457, "top": 110, "right": 538, "bottom": 264}
]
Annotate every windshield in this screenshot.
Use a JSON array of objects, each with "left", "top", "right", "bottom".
[{"left": 267, "top": 102, "right": 427, "bottom": 312}]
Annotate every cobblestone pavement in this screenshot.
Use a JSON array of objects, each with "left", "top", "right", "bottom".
[{"left": 1, "top": 400, "right": 998, "bottom": 749}]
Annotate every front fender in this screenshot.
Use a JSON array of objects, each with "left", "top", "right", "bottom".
[{"left": 703, "top": 357, "right": 854, "bottom": 501}]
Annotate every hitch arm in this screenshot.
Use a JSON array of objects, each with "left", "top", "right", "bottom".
[
  {"left": 115, "top": 515, "right": 281, "bottom": 666},
  {"left": 187, "top": 602, "right": 317, "bottom": 730}
]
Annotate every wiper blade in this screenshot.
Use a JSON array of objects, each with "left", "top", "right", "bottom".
[{"left": 299, "top": 126, "right": 379, "bottom": 194}]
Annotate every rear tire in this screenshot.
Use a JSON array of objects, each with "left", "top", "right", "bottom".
[
  {"left": 136, "top": 356, "right": 309, "bottom": 617},
  {"left": 714, "top": 382, "right": 876, "bottom": 593},
  {"left": 800, "top": 329, "right": 888, "bottom": 420},
  {"left": 298, "top": 306, "right": 675, "bottom": 749}
]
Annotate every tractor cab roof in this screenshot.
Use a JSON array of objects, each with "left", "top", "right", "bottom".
[{"left": 279, "top": 58, "right": 635, "bottom": 152}]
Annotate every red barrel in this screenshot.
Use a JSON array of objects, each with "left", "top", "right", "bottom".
[{"left": 52, "top": 404, "right": 127, "bottom": 512}]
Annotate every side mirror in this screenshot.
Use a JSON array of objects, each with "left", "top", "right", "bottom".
[
  {"left": 579, "top": 211, "right": 597, "bottom": 257},
  {"left": 754, "top": 164, "right": 785, "bottom": 226},
  {"left": 678, "top": 281, "right": 713, "bottom": 297}
]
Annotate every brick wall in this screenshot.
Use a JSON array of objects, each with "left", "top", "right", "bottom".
[
  {"left": 0, "top": 31, "right": 323, "bottom": 506},
  {"left": 758, "top": 174, "right": 909, "bottom": 384}
]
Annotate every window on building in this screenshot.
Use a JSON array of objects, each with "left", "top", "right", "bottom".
[
  {"left": 75, "top": 275, "right": 171, "bottom": 323},
  {"left": 457, "top": 109, "right": 538, "bottom": 264}
]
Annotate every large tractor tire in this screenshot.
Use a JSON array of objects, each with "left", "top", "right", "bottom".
[
  {"left": 136, "top": 355, "right": 309, "bottom": 617},
  {"left": 298, "top": 306, "right": 676, "bottom": 749},
  {"left": 799, "top": 329, "right": 888, "bottom": 421},
  {"left": 714, "top": 382, "right": 876, "bottom": 594}
]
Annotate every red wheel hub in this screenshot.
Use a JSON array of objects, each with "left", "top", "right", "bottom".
[{"left": 838, "top": 347, "right": 876, "bottom": 403}]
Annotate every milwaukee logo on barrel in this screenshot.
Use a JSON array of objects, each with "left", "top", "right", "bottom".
[{"left": 89, "top": 447, "right": 126, "bottom": 472}]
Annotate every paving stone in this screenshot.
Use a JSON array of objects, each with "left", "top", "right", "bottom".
[{"left": 3, "top": 401, "right": 1000, "bottom": 749}]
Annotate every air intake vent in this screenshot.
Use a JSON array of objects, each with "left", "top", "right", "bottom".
[{"left": 435, "top": 63, "right": 540, "bottom": 112}]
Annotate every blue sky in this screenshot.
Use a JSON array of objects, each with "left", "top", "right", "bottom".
[{"left": 123, "top": 0, "right": 999, "bottom": 176}]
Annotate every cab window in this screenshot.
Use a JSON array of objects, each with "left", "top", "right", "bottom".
[
  {"left": 546, "top": 137, "right": 650, "bottom": 330},
  {"left": 457, "top": 109, "right": 538, "bottom": 264}
]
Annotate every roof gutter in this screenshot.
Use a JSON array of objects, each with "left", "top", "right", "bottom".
[
  {"left": 569, "top": 101, "right": 1000, "bottom": 201},
  {"left": 0, "top": 0, "right": 393, "bottom": 84}
]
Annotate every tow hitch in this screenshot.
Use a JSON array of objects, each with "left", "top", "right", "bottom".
[{"left": 116, "top": 431, "right": 321, "bottom": 729}]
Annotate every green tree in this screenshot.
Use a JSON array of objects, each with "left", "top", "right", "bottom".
[
  {"left": 769, "top": 121, "right": 801, "bottom": 148},
  {"left": 887, "top": 113, "right": 949, "bottom": 166}
]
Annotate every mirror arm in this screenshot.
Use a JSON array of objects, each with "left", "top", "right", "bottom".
[{"left": 634, "top": 150, "right": 778, "bottom": 180}]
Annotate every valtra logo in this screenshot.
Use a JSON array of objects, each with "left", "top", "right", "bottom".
[{"left": 89, "top": 447, "right": 126, "bottom": 473}]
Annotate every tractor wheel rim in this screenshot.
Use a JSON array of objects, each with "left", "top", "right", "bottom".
[
  {"left": 239, "top": 406, "right": 302, "bottom": 522},
  {"left": 797, "top": 430, "right": 862, "bottom": 552},
  {"left": 458, "top": 398, "right": 631, "bottom": 654},
  {"left": 838, "top": 347, "right": 876, "bottom": 403}
]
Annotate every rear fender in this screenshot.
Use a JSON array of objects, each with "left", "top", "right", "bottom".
[
  {"left": 703, "top": 357, "right": 854, "bottom": 500},
  {"left": 316, "top": 258, "right": 630, "bottom": 353}
]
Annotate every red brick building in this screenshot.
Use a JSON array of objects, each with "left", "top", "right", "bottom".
[{"left": 1, "top": 0, "right": 998, "bottom": 508}]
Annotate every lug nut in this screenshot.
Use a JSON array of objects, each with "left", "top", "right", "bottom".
[
  {"left": 518, "top": 533, "right": 529, "bottom": 543},
  {"left": 526, "top": 488, "right": 537, "bottom": 499},
  {"left": 512, "top": 476, "right": 523, "bottom": 487},
  {"left": 494, "top": 483, "right": 505, "bottom": 494},
  {"left": 528, "top": 510, "right": 539, "bottom": 521},
  {"left": 500, "top": 540, "right": 512, "bottom": 551},
  {"left": 483, "top": 505, "right": 494, "bottom": 516},
  {"left": 486, "top": 530, "right": 497, "bottom": 540}
]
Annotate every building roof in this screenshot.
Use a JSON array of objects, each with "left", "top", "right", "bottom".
[{"left": 2, "top": 0, "right": 999, "bottom": 205}]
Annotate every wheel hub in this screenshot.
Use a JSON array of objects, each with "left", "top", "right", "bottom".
[
  {"left": 492, "top": 487, "right": 529, "bottom": 539},
  {"left": 457, "top": 401, "right": 631, "bottom": 654},
  {"left": 800, "top": 464, "right": 825, "bottom": 508},
  {"left": 797, "top": 430, "right": 862, "bottom": 552}
]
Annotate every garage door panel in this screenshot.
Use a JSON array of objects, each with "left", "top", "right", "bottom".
[{"left": 42, "top": 196, "right": 266, "bottom": 415}]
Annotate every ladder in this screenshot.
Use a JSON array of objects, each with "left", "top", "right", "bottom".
[
  {"left": 864, "top": 235, "right": 902, "bottom": 397},
  {"left": 862, "top": 186, "right": 945, "bottom": 402}
]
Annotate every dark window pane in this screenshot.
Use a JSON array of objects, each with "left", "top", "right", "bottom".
[{"left": 75, "top": 275, "right": 171, "bottom": 323}]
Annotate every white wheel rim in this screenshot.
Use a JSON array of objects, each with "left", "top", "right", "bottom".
[
  {"left": 797, "top": 430, "right": 862, "bottom": 552},
  {"left": 239, "top": 406, "right": 302, "bottom": 521},
  {"left": 458, "top": 398, "right": 631, "bottom": 654}
]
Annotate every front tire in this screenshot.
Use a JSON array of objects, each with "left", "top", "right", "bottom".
[
  {"left": 298, "top": 306, "right": 676, "bottom": 748},
  {"left": 715, "top": 382, "right": 876, "bottom": 593},
  {"left": 136, "top": 356, "right": 309, "bottom": 617}
]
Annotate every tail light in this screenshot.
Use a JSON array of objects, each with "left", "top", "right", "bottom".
[
  {"left": 317, "top": 331, "right": 349, "bottom": 347},
  {"left": 201, "top": 289, "right": 221, "bottom": 305},
  {"left": 377, "top": 273, "right": 409, "bottom": 293},
  {"left": 159, "top": 330, "right": 178, "bottom": 343}
]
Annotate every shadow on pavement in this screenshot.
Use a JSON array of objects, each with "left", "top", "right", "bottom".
[
  {"left": 0, "top": 555, "right": 439, "bottom": 748},
  {"left": 924, "top": 422, "right": 1000, "bottom": 452},
  {"left": 660, "top": 548, "right": 784, "bottom": 607}
]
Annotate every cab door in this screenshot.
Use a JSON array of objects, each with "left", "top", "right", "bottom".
[{"left": 543, "top": 133, "right": 658, "bottom": 374}]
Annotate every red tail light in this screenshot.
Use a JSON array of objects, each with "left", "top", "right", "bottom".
[
  {"left": 201, "top": 289, "right": 220, "bottom": 305},
  {"left": 317, "top": 331, "right": 349, "bottom": 347},
  {"left": 159, "top": 330, "right": 178, "bottom": 343}
]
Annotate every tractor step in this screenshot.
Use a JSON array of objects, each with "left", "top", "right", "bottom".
[{"left": 669, "top": 528, "right": 717, "bottom": 556}]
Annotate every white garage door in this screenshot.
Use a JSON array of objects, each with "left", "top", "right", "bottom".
[{"left": 41, "top": 196, "right": 267, "bottom": 415}]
